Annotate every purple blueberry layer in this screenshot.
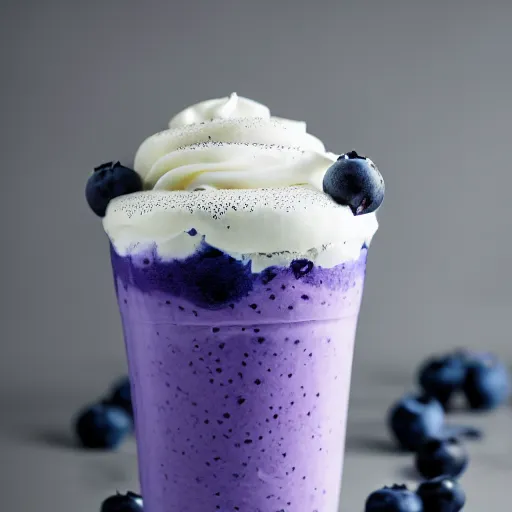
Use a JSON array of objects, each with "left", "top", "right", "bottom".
[
  {"left": 111, "top": 244, "right": 368, "bottom": 512},
  {"left": 111, "top": 242, "right": 367, "bottom": 322}
]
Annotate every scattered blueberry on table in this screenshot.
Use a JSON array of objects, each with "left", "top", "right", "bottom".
[
  {"left": 365, "top": 484, "right": 423, "bottom": 512},
  {"left": 418, "top": 353, "right": 467, "bottom": 409},
  {"left": 462, "top": 353, "right": 511, "bottom": 410},
  {"left": 323, "top": 150, "right": 385, "bottom": 215},
  {"left": 100, "top": 491, "right": 143, "bottom": 512},
  {"left": 74, "top": 376, "right": 133, "bottom": 450},
  {"left": 86, "top": 161, "right": 143, "bottom": 217},
  {"left": 418, "top": 349, "right": 511, "bottom": 412},
  {"left": 388, "top": 394, "right": 445, "bottom": 451},
  {"left": 87, "top": 348, "right": 506, "bottom": 510},
  {"left": 415, "top": 436, "right": 468, "bottom": 479},
  {"left": 416, "top": 476, "right": 465, "bottom": 512},
  {"left": 108, "top": 377, "right": 133, "bottom": 417},
  {"left": 74, "top": 403, "right": 132, "bottom": 449},
  {"left": 365, "top": 478, "right": 466, "bottom": 512}
]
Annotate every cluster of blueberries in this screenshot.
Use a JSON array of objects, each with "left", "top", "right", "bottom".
[
  {"left": 75, "top": 349, "right": 510, "bottom": 511},
  {"left": 366, "top": 349, "right": 511, "bottom": 512},
  {"left": 74, "top": 378, "right": 143, "bottom": 511}
]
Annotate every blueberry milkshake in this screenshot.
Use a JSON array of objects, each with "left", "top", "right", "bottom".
[{"left": 87, "top": 93, "right": 384, "bottom": 512}]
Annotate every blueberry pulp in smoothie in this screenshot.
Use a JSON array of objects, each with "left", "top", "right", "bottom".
[{"left": 111, "top": 243, "right": 368, "bottom": 512}]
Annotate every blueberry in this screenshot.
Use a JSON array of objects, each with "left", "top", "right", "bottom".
[
  {"left": 388, "top": 394, "right": 444, "bottom": 451},
  {"left": 416, "top": 477, "right": 465, "bottom": 512},
  {"left": 365, "top": 484, "right": 423, "bottom": 512},
  {"left": 86, "top": 161, "right": 143, "bottom": 217},
  {"left": 323, "top": 150, "right": 384, "bottom": 215},
  {"left": 415, "top": 436, "right": 468, "bottom": 479},
  {"left": 108, "top": 377, "right": 133, "bottom": 417},
  {"left": 418, "top": 354, "right": 467, "bottom": 409},
  {"left": 462, "top": 353, "right": 510, "bottom": 410},
  {"left": 291, "top": 259, "right": 314, "bottom": 279},
  {"left": 74, "top": 403, "right": 131, "bottom": 449},
  {"left": 100, "top": 491, "right": 143, "bottom": 512}
]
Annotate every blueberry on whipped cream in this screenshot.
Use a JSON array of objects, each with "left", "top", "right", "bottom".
[
  {"left": 86, "top": 161, "right": 142, "bottom": 217},
  {"left": 97, "top": 94, "right": 383, "bottom": 270},
  {"left": 323, "top": 150, "right": 384, "bottom": 215}
]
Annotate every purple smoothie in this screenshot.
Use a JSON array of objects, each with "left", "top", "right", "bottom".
[{"left": 111, "top": 241, "right": 368, "bottom": 512}]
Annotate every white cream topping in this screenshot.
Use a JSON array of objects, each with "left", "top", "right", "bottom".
[
  {"left": 104, "top": 93, "right": 379, "bottom": 269},
  {"left": 168, "top": 93, "right": 270, "bottom": 127}
]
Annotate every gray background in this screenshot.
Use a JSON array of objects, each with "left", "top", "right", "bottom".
[{"left": 1, "top": 1, "right": 511, "bottom": 510}]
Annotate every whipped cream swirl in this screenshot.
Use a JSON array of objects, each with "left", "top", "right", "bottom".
[
  {"left": 134, "top": 93, "right": 337, "bottom": 191},
  {"left": 104, "top": 93, "right": 379, "bottom": 269}
]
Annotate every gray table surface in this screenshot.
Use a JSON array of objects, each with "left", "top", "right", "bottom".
[
  {"left": 1, "top": 347, "right": 510, "bottom": 512},
  {"left": 2, "top": 1, "right": 512, "bottom": 510}
]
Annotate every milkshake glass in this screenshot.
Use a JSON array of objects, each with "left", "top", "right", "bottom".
[{"left": 102, "top": 94, "right": 380, "bottom": 512}]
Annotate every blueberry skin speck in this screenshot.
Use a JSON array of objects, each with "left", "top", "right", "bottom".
[
  {"left": 100, "top": 491, "right": 143, "bottom": 512},
  {"left": 462, "top": 353, "right": 511, "bottom": 410},
  {"left": 86, "top": 161, "right": 143, "bottom": 217},
  {"left": 388, "top": 394, "right": 445, "bottom": 451},
  {"left": 418, "top": 354, "right": 467, "bottom": 409},
  {"left": 108, "top": 376, "right": 133, "bottom": 417},
  {"left": 74, "top": 403, "right": 132, "bottom": 449},
  {"left": 323, "top": 150, "right": 384, "bottom": 215},
  {"left": 415, "top": 436, "right": 468, "bottom": 479},
  {"left": 365, "top": 484, "right": 423, "bottom": 512},
  {"left": 416, "top": 476, "right": 465, "bottom": 512}
]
